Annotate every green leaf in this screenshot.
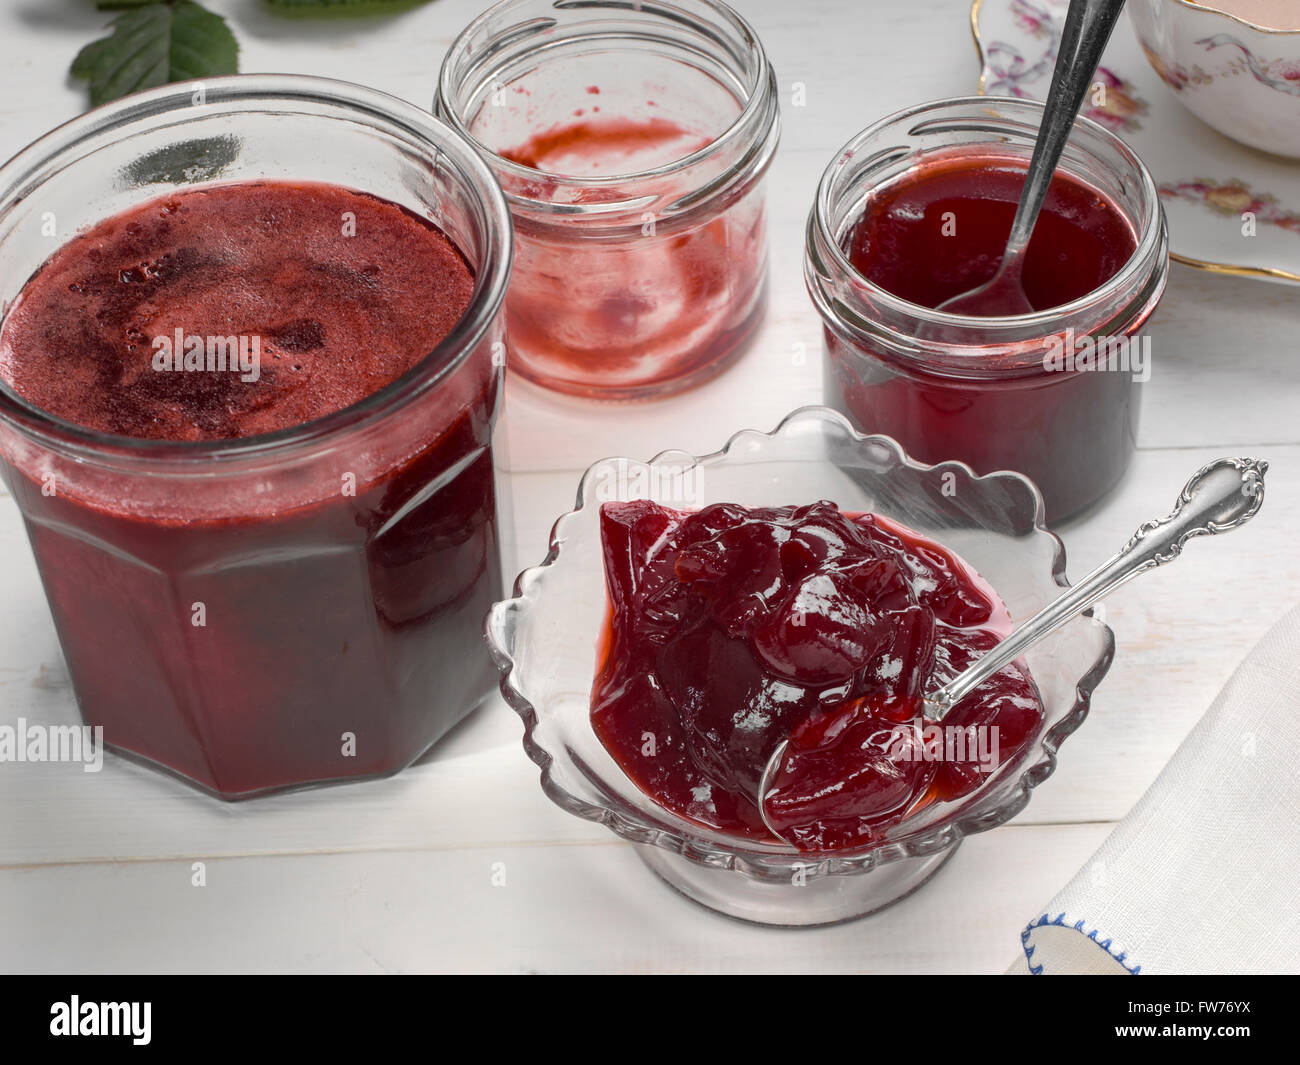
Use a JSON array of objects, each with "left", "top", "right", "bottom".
[
  {"left": 264, "top": 0, "right": 434, "bottom": 17},
  {"left": 72, "top": 1, "right": 239, "bottom": 107}
]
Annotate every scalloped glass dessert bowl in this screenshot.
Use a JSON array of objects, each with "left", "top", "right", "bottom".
[{"left": 485, "top": 407, "right": 1114, "bottom": 926}]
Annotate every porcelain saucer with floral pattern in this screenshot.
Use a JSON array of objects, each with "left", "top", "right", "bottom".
[{"left": 973, "top": 0, "right": 1300, "bottom": 284}]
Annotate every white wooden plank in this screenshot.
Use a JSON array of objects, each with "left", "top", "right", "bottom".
[{"left": 0, "top": 822, "right": 1111, "bottom": 974}]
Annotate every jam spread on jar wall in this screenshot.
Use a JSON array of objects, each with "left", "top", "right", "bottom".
[
  {"left": 488, "top": 108, "right": 770, "bottom": 397},
  {"left": 591, "top": 500, "right": 1044, "bottom": 852}
]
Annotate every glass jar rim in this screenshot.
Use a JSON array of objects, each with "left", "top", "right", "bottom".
[
  {"left": 0, "top": 73, "right": 513, "bottom": 467},
  {"left": 436, "top": 0, "right": 777, "bottom": 197},
  {"left": 808, "top": 95, "right": 1168, "bottom": 347}
]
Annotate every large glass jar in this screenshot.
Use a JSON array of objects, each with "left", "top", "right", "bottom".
[
  {"left": 0, "top": 76, "right": 513, "bottom": 798},
  {"left": 806, "top": 97, "right": 1169, "bottom": 522},
  {"left": 438, "top": 0, "right": 779, "bottom": 399}
]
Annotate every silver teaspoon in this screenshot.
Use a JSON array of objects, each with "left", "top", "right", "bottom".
[
  {"left": 936, "top": 0, "right": 1128, "bottom": 316},
  {"left": 758, "top": 456, "right": 1269, "bottom": 845}
]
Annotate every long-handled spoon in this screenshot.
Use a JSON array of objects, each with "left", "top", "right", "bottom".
[
  {"left": 937, "top": 0, "right": 1128, "bottom": 316},
  {"left": 758, "top": 456, "right": 1269, "bottom": 844}
]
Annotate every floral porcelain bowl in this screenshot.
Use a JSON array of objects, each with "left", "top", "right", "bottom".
[
  {"left": 484, "top": 407, "right": 1115, "bottom": 926},
  {"left": 1129, "top": 0, "right": 1300, "bottom": 157}
]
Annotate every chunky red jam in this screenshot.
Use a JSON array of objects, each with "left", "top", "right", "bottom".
[
  {"left": 0, "top": 181, "right": 501, "bottom": 797},
  {"left": 846, "top": 153, "right": 1137, "bottom": 315},
  {"left": 592, "top": 500, "right": 1043, "bottom": 852}
]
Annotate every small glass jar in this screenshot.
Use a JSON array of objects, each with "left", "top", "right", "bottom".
[
  {"left": 0, "top": 76, "right": 512, "bottom": 799},
  {"left": 806, "top": 97, "right": 1170, "bottom": 522},
  {"left": 437, "top": 0, "right": 779, "bottom": 399}
]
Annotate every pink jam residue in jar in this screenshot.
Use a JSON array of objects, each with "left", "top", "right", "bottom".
[{"left": 438, "top": 0, "right": 780, "bottom": 399}]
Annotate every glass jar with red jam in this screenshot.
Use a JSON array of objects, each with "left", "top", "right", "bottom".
[
  {"left": 806, "top": 97, "right": 1169, "bottom": 521},
  {"left": 0, "top": 76, "right": 513, "bottom": 798},
  {"left": 437, "top": 0, "right": 779, "bottom": 399}
]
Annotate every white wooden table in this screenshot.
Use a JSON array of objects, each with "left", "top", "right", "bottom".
[{"left": 0, "top": 0, "right": 1295, "bottom": 974}]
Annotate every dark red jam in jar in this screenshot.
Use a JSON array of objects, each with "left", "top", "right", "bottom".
[
  {"left": 3, "top": 183, "right": 475, "bottom": 440},
  {"left": 0, "top": 80, "right": 512, "bottom": 798},
  {"left": 846, "top": 156, "right": 1137, "bottom": 314},
  {"left": 438, "top": 0, "right": 779, "bottom": 399},
  {"left": 591, "top": 500, "right": 1044, "bottom": 852},
  {"left": 808, "top": 98, "right": 1169, "bottom": 521}
]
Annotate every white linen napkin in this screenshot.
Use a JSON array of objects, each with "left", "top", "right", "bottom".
[{"left": 1013, "top": 602, "right": 1300, "bottom": 974}]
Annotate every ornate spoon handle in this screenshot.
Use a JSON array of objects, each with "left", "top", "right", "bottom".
[{"left": 922, "top": 457, "right": 1268, "bottom": 721}]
